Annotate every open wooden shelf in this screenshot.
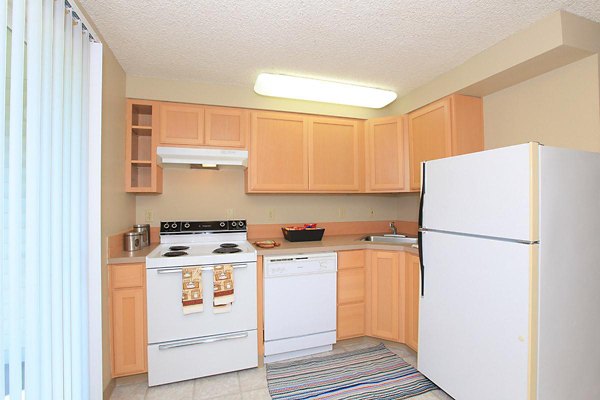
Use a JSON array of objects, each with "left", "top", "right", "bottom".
[{"left": 126, "top": 100, "right": 163, "bottom": 193}]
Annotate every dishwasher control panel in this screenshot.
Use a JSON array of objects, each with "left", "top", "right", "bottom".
[{"left": 263, "top": 252, "right": 337, "bottom": 278}]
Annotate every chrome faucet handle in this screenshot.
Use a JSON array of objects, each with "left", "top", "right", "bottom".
[{"left": 389, "top": 221, "right": 397, "bottom": 235}]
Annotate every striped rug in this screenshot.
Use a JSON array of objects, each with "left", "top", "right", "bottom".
[{"left": 266, "top": 343, "right": 437, "bottom": 399}]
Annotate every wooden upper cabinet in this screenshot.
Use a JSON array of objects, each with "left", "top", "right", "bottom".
[
  {"left": 408, "top": 97, "right": 452, "bottom": 190},
  {"left": 308, "top": 117, "right": 362, "bottom": 191},
  {"left": 159, "top": 103, "right": 205, "bottom": 145},
  {"left": 204, "top": 106, "right": 248, "bottom": 148},
  {"left": 370, "top": 251, "right": 403, "bottom": 342},
  {"left": 248, "top": 111, "right": 309, "bottom": 191},
  {"left": 408, "top": 94, "right": 483, "bottom": 190},
  {"left": 125, "top": 99, "right": 163, "bottom": 193},
  {"left": 366, "top": 116, "right": 405, "bottom": 192},
  {"left": 405, "top": 252, "right": 420, "bottom": 352}
]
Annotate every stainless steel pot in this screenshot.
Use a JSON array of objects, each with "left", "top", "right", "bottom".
[
  {"left": 124, "top": 231, "right": 143, "bottom": 252},
  {"left": 133, "top": 224, "right": 150, "bottom": 247}
]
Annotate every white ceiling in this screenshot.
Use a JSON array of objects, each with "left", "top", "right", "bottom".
[{"left": 79, "top": 0, "right": 600, "bottom": 98}]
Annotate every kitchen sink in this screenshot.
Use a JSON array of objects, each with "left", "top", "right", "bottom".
[{"left": 360, "top": 234, "right": 418, "bottom": 244}]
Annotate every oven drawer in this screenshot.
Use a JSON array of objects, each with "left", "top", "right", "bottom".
[
  {"left": 148, "top": 330, "right": 258, "bottom": 386},
  {"left": 147, "top": 262, "right": 257, "bottom": 344}
]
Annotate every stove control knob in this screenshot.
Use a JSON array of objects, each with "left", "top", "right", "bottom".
[
  {"left": 232, "top": 221, "right": 237, "bottom": 227},
  {"left": 220, "top": 222, "right": 226, "bottom": 228},
  {"left": 171, "top": 223, "right": 178, "bottom": 229},
  {"left": 163, "top": 223, "right": 170, "bottom": 229},
  {"left": 238, "top": 221, "right": 245, "bottom": 227},
  {"left": 184, "top": 223, "right": 190, "bottom": 229}
]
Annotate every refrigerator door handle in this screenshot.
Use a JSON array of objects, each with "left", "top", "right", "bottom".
[{"left": 418, "top": 162, "right": 426, "bottom": 296}]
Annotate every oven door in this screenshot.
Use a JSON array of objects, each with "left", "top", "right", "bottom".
[{"left": 146, "top": 262, "right": 257, "bottom": 344}]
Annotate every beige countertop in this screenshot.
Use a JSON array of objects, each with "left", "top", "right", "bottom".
[
  {"left": 108, "top": 243, "right": 159, "bottom": 265},
  {"left": 251, "top": 234, "right": 419, "bottom": 256},
  {"left": 107, "top": 234, "right": 418, "bottom": 265}
]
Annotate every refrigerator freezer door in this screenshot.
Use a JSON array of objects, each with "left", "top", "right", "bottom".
[
  {"left": 418, "top": 231, "right": 532, "bottom": 400},
  {"left": 422, "top": 143, "right": 535, "bottom": 242}
]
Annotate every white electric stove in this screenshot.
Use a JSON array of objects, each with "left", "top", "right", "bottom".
[{"left": 145, "top": 220, "right": 258, "bottom": 387}]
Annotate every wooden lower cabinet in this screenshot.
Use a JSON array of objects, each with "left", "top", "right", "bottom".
[
  {"left": 369, "top": 251, "right": 403, "bottom": 342},
  {"left": 337, "top": 250, "right": 366, "bottom": 340},
  {"left": 336, "top": 249, "right": 420, "bottom": 349},
  {"left": 405, "top": 252, "right": 421, "bottom": 351},
  {"left": 109, "top": 263, "right": 147, "bottom": 377}
]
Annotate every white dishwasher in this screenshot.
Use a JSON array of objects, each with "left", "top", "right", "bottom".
[{"left": 263, "top": 252, "right": 337, "bottom": 363}]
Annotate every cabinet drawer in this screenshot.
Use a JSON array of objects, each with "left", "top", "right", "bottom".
[
  {"left": 337, "top": 303, "right": 365, "bottom": 339},
  {"left": 110, "top": 263, "right": 145, "bottom": 289},
  {"left": 338, "top": 250, "right": 365, "bottom": 269},
  {"left": 338, "top": 268, "right": 365, "bottom": 304},
  {"left": 148, "top": 330, "right": 258, "bottom": 386}
]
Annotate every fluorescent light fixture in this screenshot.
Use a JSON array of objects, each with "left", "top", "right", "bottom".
[{"left": 254, "top": 73, "right": 397, "bottom": 109}]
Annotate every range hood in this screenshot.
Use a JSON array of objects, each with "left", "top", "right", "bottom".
[{"left": 156, "top": 146, "right": 248, "bottom": 167}]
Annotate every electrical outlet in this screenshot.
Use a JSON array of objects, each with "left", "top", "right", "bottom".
[
  {"left": 338, "top": 208, "right": 346, "bottom": 218},
  {"left": 369, "top": 208, "right": 375, "bottom": 218},
  {"left": 268, "top": 209, "right": 274, "bottom": 221},
  {"left": 226, "top": 208, "right": 235, "bottom": 219},
  {"left": 144, "top": 209, "right": 153, "bottom": 223}
]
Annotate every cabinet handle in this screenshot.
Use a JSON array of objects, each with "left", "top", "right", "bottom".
[
  {"left": 418, "top": 162, "right": 426, "bottom": 297},
  {"left": 158, "top": 332, "right": 249, "bottom": 350}
]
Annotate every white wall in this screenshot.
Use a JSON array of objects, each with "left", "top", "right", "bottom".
[{"left": 484, "top": 55, "right": 600, "bottom": 151}]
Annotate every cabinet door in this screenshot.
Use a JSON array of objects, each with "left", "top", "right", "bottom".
[
  {"left": 248, "top": 112, "right": 309, "bottom": 191},
  {"left": 366, "top": 116, "right": 405, "bottom": 191},
  {"left": 204, "top": 106, "right": 248, "bottom": 148},
  {"left": 408, "top": 97, "right": 452, "bottom": 190},
  {"left": 308, "top": 117, "right": 361, "bottom": 191},
  {"left": 111, "top": 286, "right": 147, "bottom": 376},
  {"left": 159, "top": 103, "right": 204, "bottom": 145},
  {"left": 370, "top": 251, "right": 401, "bottom": 341},
  {"left": 405, "top": 252, "right": 420, "bottom": 351},
  {"left": 109, "top": 264, "right": 147, "bottom": 377}
]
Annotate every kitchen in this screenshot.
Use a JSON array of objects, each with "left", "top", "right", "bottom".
[
  {"left": 3, "top": 1, "right": 600, "bottom": 399},
  {"left": 100, "top": 3, "right": 600, "bottom": 400}
]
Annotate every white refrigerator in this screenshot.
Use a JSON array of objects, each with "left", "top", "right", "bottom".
[{"left": 417, "top": 143, "right": 600, "bottom": 400}]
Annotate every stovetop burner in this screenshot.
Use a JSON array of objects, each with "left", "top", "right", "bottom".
[
  {"left": 163, "top": 251, "right": 188, "bottom": 257},
  {"left": 169, "top": 245, "right": 190, "bottom": 251},
  {"left": 219, "top": 243, "right": 239, "bottom": 248},
  {"left": 213, "top": 247, "right": 243, "bottom": 254}
]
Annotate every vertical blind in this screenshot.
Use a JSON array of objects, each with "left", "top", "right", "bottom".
[{"left": 1, "top": 0, "right": 103, "bottom": 399}]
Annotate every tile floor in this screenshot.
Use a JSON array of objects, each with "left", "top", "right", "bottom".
[{"left": 110, "top": 337, "right": 454, "bottom": 400}]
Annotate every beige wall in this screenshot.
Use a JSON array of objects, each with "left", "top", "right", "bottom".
[
  {"left": 126, "top": 76, "right": 386, "bottom": 120},
  {"left": 484, "top": 55, "right": 600, "bottom": 151},
  {"left": 135, "top": 166, "right": 418, "bottom": 226},
  {"left": 100, "top": 46, "right": 134, "bottom": 391}
]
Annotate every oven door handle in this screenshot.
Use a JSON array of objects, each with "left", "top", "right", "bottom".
[
  {"left": 155, "top": 264, "right": 249, "bottom": 274},
  {"left": 158, "top": 332, "right": 249, "bottom": 350}
]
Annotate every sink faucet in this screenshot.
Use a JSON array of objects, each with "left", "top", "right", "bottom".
[{"left": 389, "top": 221, "right": 397, "bottom": 235}]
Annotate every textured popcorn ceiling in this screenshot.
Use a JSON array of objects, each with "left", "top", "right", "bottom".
[{"left": 79, "top": 0, "right": 600, "bottom": 97}]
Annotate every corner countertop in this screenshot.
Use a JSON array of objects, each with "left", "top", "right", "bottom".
[
  {"left": 107, "top": 234, "right": 419, "bottom": 265},
  {"left": 250, "top": 233, "right": 419, "bottom": 256},
  {"left": 108, "top": 243, "right": 159, "bottom": 265}
]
